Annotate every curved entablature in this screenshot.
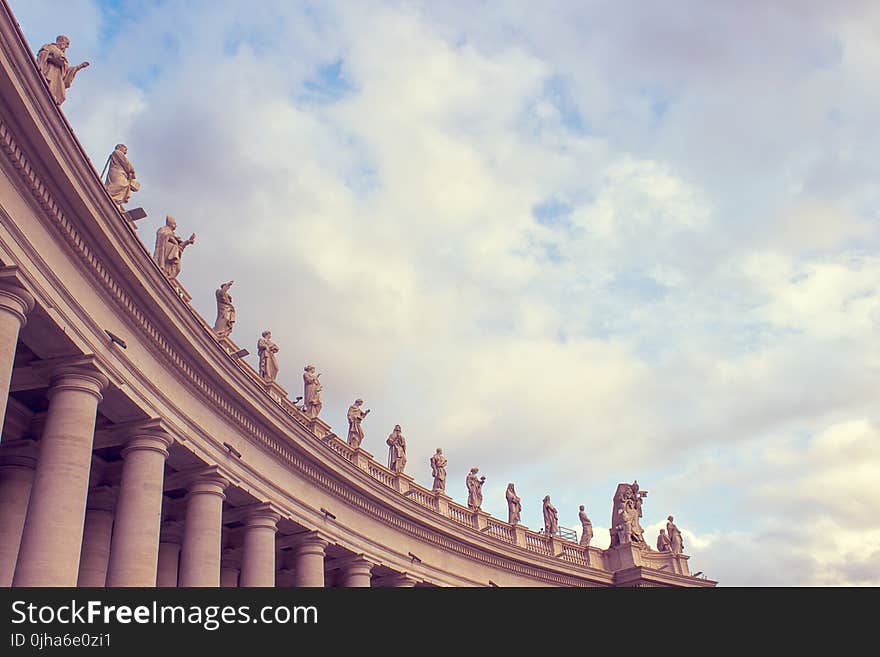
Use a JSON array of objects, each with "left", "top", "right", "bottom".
[{"left": 0, "top": 0, "right": 713, "bottom": 588}]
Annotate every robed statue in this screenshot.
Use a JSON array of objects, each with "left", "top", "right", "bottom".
[
  {"left": 257, "top": 330, "right": 279, "bottom": 382},
  {"left": 609, "top": 480, "right": 649, "bottom": 548},
  {"left": 506, "top": 483, "right": 521, "bottom": 525},
  {"left": 543, "top": 495, "right": 559, "bottom": 535},
  {"left": 213, "top": 281, "right": 235, "bottom": 338},
  {"left": 104, "top": 144, "right": 139, "bottom": 207},
  {"left": 386, "top": 425, "right": 407, "bottom": 473},
  {"left": 303, "top": 365, "right": 322, "bottom": 418},
  {"left": 466, "top": 467, "right": 485, "bottom": 510},
  {"left": 346, "top": 398, "right": 370, "bottom": 449},
  {"left": 153, "top": 215, "right": 195, "bottom": 279},
  {"left": 37, "top": 35, "right": 89, "bottom": 105},
  {"left": 430, "top": 449, "right": 447, "bottom": 492}
]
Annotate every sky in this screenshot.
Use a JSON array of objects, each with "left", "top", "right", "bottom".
[{"left": 10, "top": 0, "right": 880, "bottom": 585}]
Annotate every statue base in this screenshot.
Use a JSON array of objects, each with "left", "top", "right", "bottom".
[
  {"left": 264, "top": 380, "right": 289, "bottom": 405},
  {"left": 352, "top": 447, "right": 374, "bottom": 471},
  {"left": 167, "top": 277, "right": 192, "bottom": 303}
]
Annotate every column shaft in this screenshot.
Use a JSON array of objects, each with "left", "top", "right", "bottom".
[
  {"left": 293, "top": 534, "right": 328, "bottom": 588},
  {"left": 0, "top": 281, "right": 34, "bottom": 435},
  {"left": 157, "top": 543, "right": 181, "bottom": 587},
  {"left": 339, "top": 556, "right": 374, "bottom": 587},
  {"left": 76, "top": 508, "right": 114, "bottom": 586},
  {"left": 155, "top": 520, "right": 184, "bottom": 588},
  {"left": 0, "top": 461, "right": 35, "bottom": 586},
  {"left": 13, "top": 368, "right": 108, "bottom": 586},
  {"left": 178, "top": 475, "right": 227, "bottom": 587},
  {"left": 239, "top": 509, "right": 280, "bottom": 587},
  {"left": 220, "top": 566, "right": 239, "bottom": 587},
  {"left": 105, "top": 432, "right": 172, "bottom": 586}
]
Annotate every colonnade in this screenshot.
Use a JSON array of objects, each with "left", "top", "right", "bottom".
[{"left": 0, "top": 274, "right": 415, "bottom": 587}]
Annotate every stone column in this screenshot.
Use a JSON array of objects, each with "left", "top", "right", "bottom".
[
  {"left": 220, "top": 551, "right": 240, "bottom": 588},
  {"left": 178, "top": 472, "right": 228, "bottom": 587},
  {"left": 338, "top": 555, "right": 374, "bottom": 587},
  {"left": 293, "top": 532, "right": 328, "bottom": 588},
  {"left": 239, "top": 507, "right": 280, "bottom": 587},
  {"left": 105, "top": 430, "right": 173, "bottom": 586},
  {"left": 0, "top": 274, "right": 34, "bottom": 435},
  {"left": 156, "top": 521, "right": 183, "bottom": 587},
  {"left": 76, "top": 486, "right": 116, "bottom": 587},
  {"left": 0, "top": 441, "right": 37, "bottom": 586},
  {"left": 13, "top": 366, "right": 108, "bottom": 587}
]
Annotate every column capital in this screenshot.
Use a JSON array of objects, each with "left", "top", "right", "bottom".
[
  {"left": 330, "top": 553, "right": 376, "bottom": 574},
  {"left": 381, "top": 572, "right": 419, "bottom": 587},
  {"left": 120, "top": 429, "right": 174, "bottom": 460},
  {"left": 37, "top": 358, "right": 110, "bottom": 403},
  {"left": 0, "top": 267, "right": 35, "bottom": 326},
  {"left": 186, "top": 470, "right": 230, "bottom": 499},
  {"left": 163, "top": 464, "right": 239, "bottom": 494},
  {"left": 241, "top": 504, "right": 282, "bottom": 532},
  {"left": 292, "top": 530, "right": 330, "bottom": 556}
]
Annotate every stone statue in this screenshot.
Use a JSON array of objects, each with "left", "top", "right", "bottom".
[
  {"left": 302, "top": 365, "right": 322, "bottom": 418},
  {"left": 656, "top": 528, "right": 671, "bottom": 552},
  {"left": 610, "top": 480, "right": 649, "bottom": 548},
  {"left": 430, "top": 448, "right": 447, "bottom": 492},
  {"left": 36, "top": 35, "right": 89, "bottom": 105},
  {"left": 667, "top": 515, "right": 684, "bottom": 555},
  {"left": 257, "top": 330, "right": 279, "bottom": 383},
  {"left": 466, "top": 467, "right": 485, "bottom": 510},
  {"left": 104, "top": 144, "right": 139, "bottom": 207},
  {"left": 386, "top": 425, "right": 407, "bottom": 473},
  {"left": 578, "top": 505, "right": 593, "bottom": 547},
  {"left": 213, "top": 281, "right": 235, "bottom": 338},
  {"left": 505, "top": 483, "right": 521, "bottom": 525},
  {"left": 153, "top": 215, "right": 195, "bottom": 279},
  {"left": 346, "top": 398, "right": 370, "bottom": 449},
  {"left": 543, "top": 495, "right": 559, "bottom": 536}
]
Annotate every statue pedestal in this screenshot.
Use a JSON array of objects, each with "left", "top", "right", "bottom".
[
  {"left": 474, "top": 509, "right": 490, "bottom": 531},
  {"left": 308, "top": 416, "right": 332, "bottom": 439},
  {"left": 392, "top": 472, "right": 414, "bottom": 494},
  {"left": 605, "top": 542, "right": 652, "bottom": 571},
  {"left": 167, "top": 277, "right": 192, "bottom": 303},
  {"left": 217, "top": 336, "right": 239, "bottom": 354},
  {"left": 513, "top": 524, "right": 528, "bottom": 548},
  {"left": 265, "top": 381, "right": 289, "bottom": 405},
  {"left": 433, "top": 491, "right": 451, "bottom": 516},
  {"left": 352, "top": 447, "right": 373, "bottom": 471}
]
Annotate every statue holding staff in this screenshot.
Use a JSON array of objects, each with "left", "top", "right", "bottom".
[{"left": 104, "top": 143, "right": 139, "bottom": 207}]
